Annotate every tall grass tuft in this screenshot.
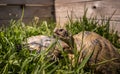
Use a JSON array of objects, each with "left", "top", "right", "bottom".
[
  {"left": 66, "top": 11, "right": 120, "bottom": 48},
  {"left": 0, "top": 13, "right": 120, "bottom": 74}
]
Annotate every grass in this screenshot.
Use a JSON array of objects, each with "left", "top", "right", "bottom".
[{"left": 0, "top": 14, "right": 120, "bottom": 74}]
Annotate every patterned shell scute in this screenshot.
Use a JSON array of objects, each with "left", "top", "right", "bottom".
[
  {"left": 53, "top": 29, "right": 120, "bottom": 74},
  {"left": 27, "top": 35, "right": 56, "bottom": 51},
  {"left": 27, "top": 35, "right": 70, "bottom": 52},
  {"left": 73, "top": 31, "right": 120, "bottom": 73},
  {"left": 26, "top": 35, "right": 71, "bottom": 60}
]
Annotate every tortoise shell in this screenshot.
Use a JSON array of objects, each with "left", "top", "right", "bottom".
[
  {"left": 26, "top": 35, "right": 71, "bottom": 60},
  {"left": 54, "top": 28, "right": 120, "bottom": 74}
]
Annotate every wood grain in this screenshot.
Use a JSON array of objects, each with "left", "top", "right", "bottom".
[
  {"left": 0, "top": 0, "right": 55, "bottom": 26},
  {"left": 0, "top": 17, "right": 53, "bottom": 27},
  {"left": 0, "top": 0, "right": 120, "bottom": 33},
  {"left": 0, "top": 0, "right": 54, "bottom": 5},
  {"left": 0, "top": 6, "right": 53, "bottom": 19},
  {"left": 55, "top": 0, "right": 120, "bottom": 33}
]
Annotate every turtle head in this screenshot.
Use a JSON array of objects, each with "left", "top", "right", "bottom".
[
  {"left": 54, "top": 28, "right": 74, "bottom": 49},
  {"left": 54, "top": 28, "right": 71, "bottom": 40}
]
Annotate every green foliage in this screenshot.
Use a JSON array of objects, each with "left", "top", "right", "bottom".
[
  {"left": 0, "top": 14, "right": 120, "bottom": 74},
  {"left": 66, "top": 11, "right": 120, "bottom": 48},
  {"left": 0, "top": 20, "right": 58, "bottom": 74}
]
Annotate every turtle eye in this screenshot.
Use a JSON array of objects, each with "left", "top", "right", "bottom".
[{"left": 59, "top": 29, "right": 63, "bottom": 32}]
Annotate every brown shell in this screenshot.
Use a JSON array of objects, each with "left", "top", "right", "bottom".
[
  {"left": 26, "top": 35, "right": 71, "bottom": 60},
  {"left": 73, "top": 31, "right": 120, "bottom": 74},
  {"left": 54, "top": 28, "right": 120, "bottom": 74}
]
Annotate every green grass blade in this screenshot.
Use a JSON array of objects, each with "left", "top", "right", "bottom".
[{"left": 76, "top": 50, "right": 94, "bottom": 73}]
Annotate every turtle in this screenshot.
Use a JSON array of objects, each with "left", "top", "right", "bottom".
[
  {"left": 54, "top": 28, "right": 120, "bottom": 74},
  {"left": 26, "top": 35, "right": 72, "bottom": 61}
]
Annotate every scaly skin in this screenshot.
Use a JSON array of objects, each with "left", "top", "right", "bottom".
[{"left": 54, "top": 28, "right": 120, "bottom": 74}]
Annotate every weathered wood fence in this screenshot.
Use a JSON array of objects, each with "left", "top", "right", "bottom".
[
  {"left": 55, "top": 0, "right": 120, "bottom": 33},
  {"left": 0, "top": 0, "right": 120, "bottom": 33},
  {"left": 0, "top": 0, "right": 54, "bottom": 26}
]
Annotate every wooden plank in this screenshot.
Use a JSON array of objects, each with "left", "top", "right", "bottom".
[
  {"left": 0, "top": 6, "right": 53, "bottom": 20},
  {"left": 55, "top": 0, "right": 120, "bottom": 33},
  {"left": 0, "top": 20, "right": 10, "bottom": 27},
  {"left": 0, "top": 0, "right": 54, "bottom": 5},
  {"left": 55, "top": 0, "right": 101, "bottom": 4},
  {"left": 0, "top": 17, "right": 54, "bottom": 27},
  {"left": 55, "top": 19, "right": 120, "bottom": 34},
  {"left": 109, "top": 21, "right": 120, "bottom": 33},
  {"left": 55, "top": 0, "right": 120, "bottom": 19}
]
